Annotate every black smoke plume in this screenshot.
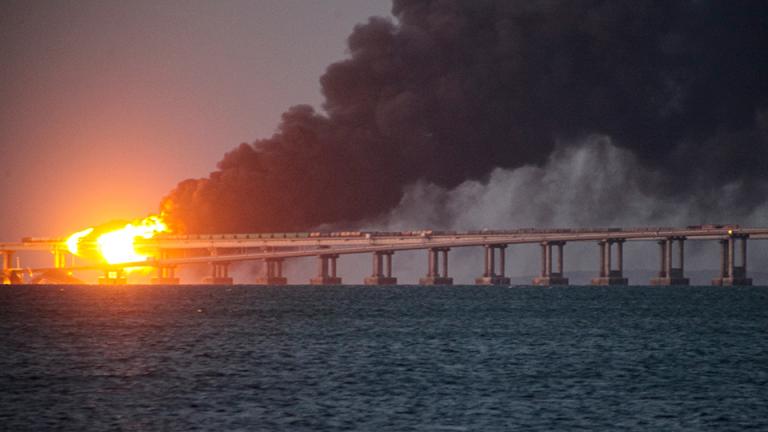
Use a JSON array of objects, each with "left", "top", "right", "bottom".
[{"left": 162, "top": 0, "right": 768, "bottom": 233}]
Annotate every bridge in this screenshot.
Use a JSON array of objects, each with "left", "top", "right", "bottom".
[{"left": 1, "top": 225, "right": 766, "bottom": 286}]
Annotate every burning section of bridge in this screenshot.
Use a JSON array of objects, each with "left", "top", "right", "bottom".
[{"left": 65, "top": 214, "right": 169, "bottom": 271}]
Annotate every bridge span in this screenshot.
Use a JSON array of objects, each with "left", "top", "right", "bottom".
[{"left": 1, "top": 225, "right": 765, "bottom": 286}]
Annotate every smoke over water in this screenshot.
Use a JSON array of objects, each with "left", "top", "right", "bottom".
[{"left": 161, "top": 0, "right": 768, "bottom": 234}]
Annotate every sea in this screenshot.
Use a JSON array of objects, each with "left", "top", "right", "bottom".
[{"left": 1, "top": 284, "right": 767, "bottom": 431}]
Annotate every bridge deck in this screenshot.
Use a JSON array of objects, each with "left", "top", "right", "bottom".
[{"left": 3, "top": 225, "right": 767, "bottom": 270}]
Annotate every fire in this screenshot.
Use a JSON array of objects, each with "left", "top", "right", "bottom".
[
  {"left": 65, "top": 227, "right": 94, "bottom": 255},
  {"left": 65, "top": 214, "right": 169, "bottom": 266}
]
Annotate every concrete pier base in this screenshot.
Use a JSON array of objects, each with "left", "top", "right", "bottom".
[
  {"left": 711, "top": 277, "right": 752, "bottom": 286},
  {"left": 255, "top": 276, "right": 288, "bottom": 285},
  {"left": 418, "top": 276, "right": 453, "bottom": 285},
  {"left": 650, "top": 277, "right": 689, "bottom": 286},
  {"left": 203, "top": 276, "right": 234, "bottom": 285},
  {"left": 98, "top": 276, "right": 127, "bottom": 285},
  {"left": 364, "top": 276, "right": 397, "bottom": 285},
  {"left": 590, "top": 272, "right": 628, "bottom": 286},
  {"left": 310, "top": 276, "right": 342, "bottom": 285},
  {"left": 151, "top": 277, "right": 180, "bottom": 285},
  {"left": 532, "top": 276, "right": 569, "bottom": 286},
  {"left": 475, "top": 276, "right": 511, "bottom": 285}
]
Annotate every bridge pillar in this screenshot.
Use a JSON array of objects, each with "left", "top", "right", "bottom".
[
  {"left": 203, "top": 262, "right": 234, "bottom": 285},
  {"left": 256, "top": 258, "right": 288, "bottom": 285},
  {"left": 98, "top": 268, "right": 127, "bottom": 285},
  {"left": 311, "top": 254, "right": 342, "bottom": 285},
  {"left": 650, "top": 237, "right": 689, "bottom": 285},
  {"left": 476, "top": 245, "right": 511, "bottom": 285},
  {"left": 1, "top": 251, "right": 15, "bottom": 284},
  {"left": 52, "top": 248, "right": 68, "bottom": 269},
  {"left": 420, "top": 247, "right": 453, "bottom": 285},
  {"left": 365, "top": 251, "right": 397, "bottom": 285},
  {"left": 152, "top": 249, "right": 180, "bottom": 285},
  {"left": 591, "top": 239, "right": 628, "bottom": 285},
  {"left": 532, "top": 241, "right": 569, "bottom": 286},
  {"left": 712, "top": 235, "right": 752, "bottom": 286}
]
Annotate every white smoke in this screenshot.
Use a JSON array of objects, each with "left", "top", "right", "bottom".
[{"left": 290, "top": 137, "right": 766, "bottom": 285}]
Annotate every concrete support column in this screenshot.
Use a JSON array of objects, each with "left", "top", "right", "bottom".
[
  {"left": 678, "top": 238, "right": 685, "bottom": 274},
  {"left": 545, "top": 243, "right": 553, "bottom": 277},
  {"left": 476, "top": 245, "right": 510, "bottom": 286},
  {"left": 52, "top": 248, "right": 68, "bottom": 269},
  {"left": 1, "top": 251, "right": 14, "bottom": 284},
  {"left": 152, "top": 249, "right": 180, "bottom": 285},
  {"left": 651, "top": 237, "right": 689, "bottom": 286},
  {"left": 311, "top": 254, "right": 341, "bottom": 285},
  {"left": 712, "top": 235, "right": 751, "bottom": 286},
  {"left": 421, "top": 248, "right": 453, "bottom": 285},
  {"left": 728, "top": 237, "right": 735, "bottom": 279},
  {"left": 719, "top": 239, "right": 728, "bottom": 278},
  {"left": 256, "top": 258, "right": 287, "bottom": 285},
  {"left": 204, "top": 262, "right": 233, "bottom": 285},
  {"left": 428, "top": 249, "right": 437, "bottom": 277},
  {"left": 486, "top": 246, "right": 495, "bottom": 277},
  {"left": 331, "top": 255, "right": 338, "bottom": 278},
  {"left": 365, "top": 251, "right": 397, "bottom": 285},
  {"left": 591, "top": 239, "right": 628, "bottom": 286},
  {"left": 741, "top": 236, "right": 747, "bottom": 274},
  {"left": 319, "top": 255, "right": 328, "bottom": 278},
  {"left": 598, "top": 242, "right": 606, "bottom": 277},
  {"left": 373, "top": 253, "right": 383, "bottom": 277},
  {"left": 533, "top": 242, "right": 568, "bottom": 286},
  {"left": 499, "top": 246, "right": 507, "bottom": 277},
  {"left": 441, "top": 249, "right": 449, "bottom": 279},
  {"left": 153, "top": 265, "right": 180, "bottom": 285}
]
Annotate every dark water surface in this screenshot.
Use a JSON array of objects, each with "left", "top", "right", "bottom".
[{"left": 1, "top": 285, "right": 767, "bottom": 431}]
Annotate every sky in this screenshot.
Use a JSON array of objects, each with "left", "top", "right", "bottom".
[{"left": 0, "top": 0, "right": 391, "bottom": 241}]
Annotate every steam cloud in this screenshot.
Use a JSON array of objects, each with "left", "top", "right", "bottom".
[{"left": 161, "top": 0, "right": 768, "bottom": 233}]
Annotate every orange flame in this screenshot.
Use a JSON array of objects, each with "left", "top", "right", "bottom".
[{"left": 65, "top": 214, "right": 169, "bottom": 266}]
